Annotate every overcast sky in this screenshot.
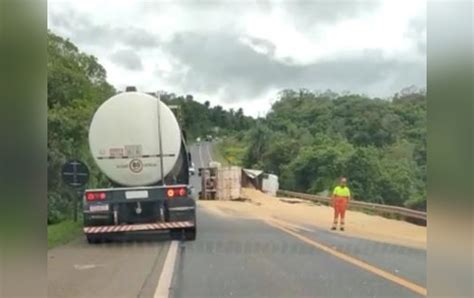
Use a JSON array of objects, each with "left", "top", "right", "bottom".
[{"left": 48, "top": 0, "right": 426, "bottom": 117}]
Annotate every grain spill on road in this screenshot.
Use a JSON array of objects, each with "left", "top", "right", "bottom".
[{"left": 200, "top": 187, "right": 426, "bottom": 249}]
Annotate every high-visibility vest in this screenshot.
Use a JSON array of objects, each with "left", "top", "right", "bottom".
[{"left": 333, "top": 186, "right": 351, "bottom": 197}]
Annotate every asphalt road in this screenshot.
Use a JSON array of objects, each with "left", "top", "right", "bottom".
[
  {"left": 178, "top": 142, "right": 426, "bottom": 297},
  {"left": 48, "top": 234, "right": 171, "bottom": 298},
  {"left": 47, "top": 141, "right": 426, "bottom": 298},
  {"left": 173, "top": 208, "right": 422, "bottom": 298}
]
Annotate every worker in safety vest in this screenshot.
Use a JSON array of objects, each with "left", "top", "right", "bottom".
[{"left": 331, "top": 177, "right": 351, "bottom": 231}]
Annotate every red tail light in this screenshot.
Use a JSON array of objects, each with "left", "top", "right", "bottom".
[
  {"left": 86, "top": 192, "right": 106, "bottom": 201},
  {"left": 178, "top": 188, "right": 187, "bottom": 196},
  {"left": 166, "top": 187, "right": 187, "bottom": 198}
]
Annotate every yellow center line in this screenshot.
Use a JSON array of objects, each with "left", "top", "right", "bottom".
[{"left": 266, "top": 219, "right": 427, "bottom": 296}]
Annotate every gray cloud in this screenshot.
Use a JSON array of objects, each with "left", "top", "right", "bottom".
[
  {"left": 138, "top": 1, "right": 253, "bottom": 16},
  {"left": 279, "top": 0, "right": 383, "bottom": 30},
  {"left": 49, "top": 9, "right": 159, "bottom": 49},
  {"left": 161, "top": 32, "right": 425, "bottom": 102},
  {"left": 137, "top": 0, "right": 381, "bottom": 30},
  {"left": 406, "top": 16, "right": 427, "bottom": 55},
  {"left": 110, "top": 49, "right": 143, "bottom": 71},
  {"left": 49, "top": 1, "right": 426, "bottom": 112}
]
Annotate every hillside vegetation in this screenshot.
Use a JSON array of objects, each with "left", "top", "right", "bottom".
[
  {"left": 48, "top": 32, "right": 115, "bottom": 223},
  {"left": 222, "top": 89, "right": 427, "bottom": 210}
]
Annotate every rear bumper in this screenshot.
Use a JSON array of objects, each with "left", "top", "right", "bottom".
[
  {"left": 84, "top": 220, "right": 195, "bottom": 234},
  {"left": 83, "top": 185, "right": 196, "bottom": 226}
]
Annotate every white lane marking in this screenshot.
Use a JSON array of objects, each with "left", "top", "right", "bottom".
[
  {"left": 282, "top": 223, "right": 315, "bottom": 233},
  {"left": 271, "top": 217, "right": 315, "bottom": 233},
  {"left": 154, "top": 241, "right": 179, "bottom": 298},
  {"left": 198, "top": 145, "right": 204, "bottom": 168},
  {"left": 206, "top": 143, "right": 213, "bottom": 163},
  {"left": 73, "top": 264, "right": 103, "bottom": 270}
]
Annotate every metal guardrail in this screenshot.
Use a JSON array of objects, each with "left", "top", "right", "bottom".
[{"left": 277, "top": 190, "right": 427, "bottom": 221}]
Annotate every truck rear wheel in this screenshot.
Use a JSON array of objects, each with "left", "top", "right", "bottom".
[
  {"left": 184, "top": 227, "right": 196, "bottom": 241},
  {"left": 170, "top": 227, "right": 196, "bottom": 241},
  {"left": 86, "top": 235, "right": 101, "bottom": 244}
]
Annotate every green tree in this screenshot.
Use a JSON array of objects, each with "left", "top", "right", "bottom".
[
  {"left": 281, "top": 135, "right": 354, "bottom": 193},
  {"left": 48, "top": 31, "right": 115, "bottom": 223},
  {"left": 243, "top": 123, "right": 270, "bottom": 168},
  {"left": 345, "top": 147, "right": 383, "bottom": 203}
]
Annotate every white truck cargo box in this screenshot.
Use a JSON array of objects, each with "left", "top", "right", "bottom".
[{"left": 262, "top": 174, "right": 279, "bottom": 196}]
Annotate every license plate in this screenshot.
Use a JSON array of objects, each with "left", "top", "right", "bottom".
[
  {"left": 89, "top": 205, "right": 109, "bottom": 212},
  {"left": 125, "top": 190, "right": 149, "bottom": 199}
]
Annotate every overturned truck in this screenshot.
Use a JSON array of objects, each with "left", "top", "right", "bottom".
[{"left": 199, "top": 164, "right": 241, "bottom": 200}]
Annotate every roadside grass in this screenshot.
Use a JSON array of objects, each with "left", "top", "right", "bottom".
[
  {"left": 48, "top": 219, "right": 83, "bottom": 249},
  {"left": 212, "top": 142, "right": 230, "bottom": 166},
  {"left": 215, "top": 137, "right": 246, "bottom": 166}
]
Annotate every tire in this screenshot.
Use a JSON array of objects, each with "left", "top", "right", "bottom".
[
  {"left": 169, "top": 229, "right": 181, "bottom": 240},
  {"left": 184, "top": 227, "right": 196, "bottom": 241},
  {"left": 86, "top": 235, "right": 101, "bottom": 244},
  {"left": 170, "top": 227, "right": 196, "bottom": 241}
]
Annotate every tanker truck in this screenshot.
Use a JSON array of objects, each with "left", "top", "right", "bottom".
[{"left": 82, "top": 90, "right": 196, "bottom": 243}]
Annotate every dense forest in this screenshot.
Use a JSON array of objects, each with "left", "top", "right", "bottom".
[
  {"left": 220, "top": 88, "right": 427, "bottom": 210},
  {"left": 159, "top": 93, "right": 255, "bottom": 140},
  {"left": 48, "top": 31, "right": 426, "bottom": 224}
]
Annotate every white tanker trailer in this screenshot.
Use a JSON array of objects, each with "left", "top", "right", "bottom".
[{"left": 83, "top": 89, "right": 196, "bottom": 243}]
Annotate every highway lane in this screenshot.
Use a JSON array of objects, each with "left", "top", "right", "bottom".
[
  {"left": 48, "top": 234, "right": 171, "bottom": 298},
  {"left": 173, "top": 141, "right": 426, "bottom": 297},
  {"left": 291, "top": 225, "right": 426, "bottom": 287},
  {"left": 188, "top": 143, "right": 205, "bottom": 197},
  {"left": 188, "top": 141, "right": 217, "bottom": 198},
  {"left": 172, "top": 206, "right": 422, "bottom": 298}
]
